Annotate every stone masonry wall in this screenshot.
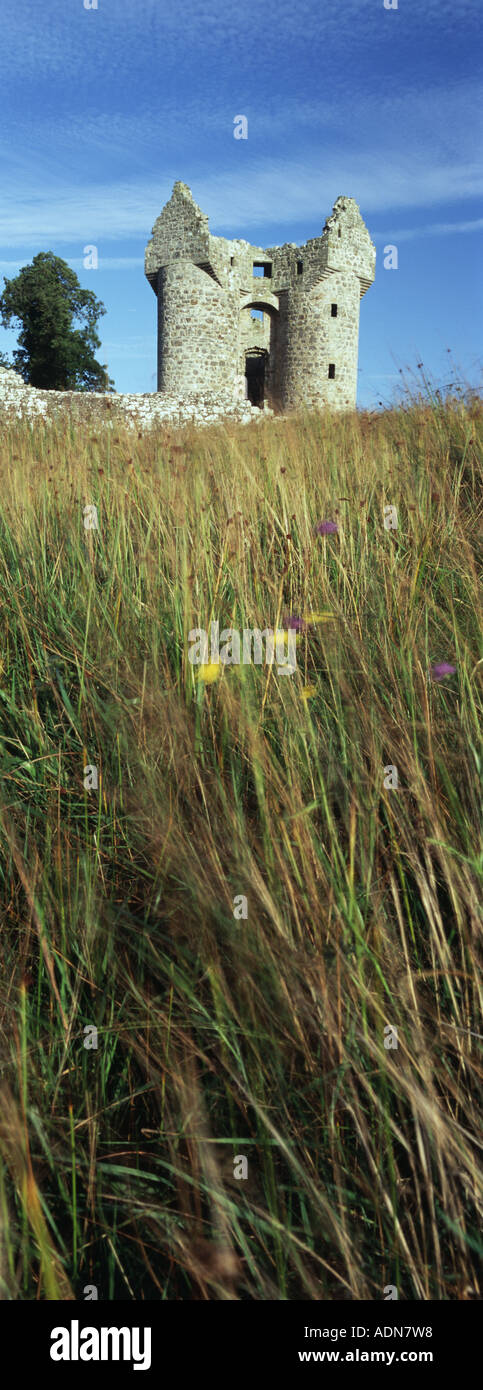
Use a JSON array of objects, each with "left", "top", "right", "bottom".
[
  {"left": 281, "top": 282, "right": 327, "bottom": 412},
  {"left": 322, "top": 270, "right": 362, "bottom": 411},
  {"left": 281, "top": 271, "right": 361, "bottom": 412},
  {"left": 157, "top": 260, "right": 239, "bottom": 393},
  {"left": 145, "top": 182, "right": 211, "bottom": 288}
]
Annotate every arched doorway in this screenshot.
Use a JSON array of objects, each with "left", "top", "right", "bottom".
[{"left": 239, "top": 292, "right": 279, "bottom": 409}]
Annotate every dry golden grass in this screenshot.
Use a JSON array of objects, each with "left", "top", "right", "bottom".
[{"left": 0, "top": 390, "right": 481, "bottom": 1299}]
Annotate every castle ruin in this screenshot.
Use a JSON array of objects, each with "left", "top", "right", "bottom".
[{"left": 145, "top": 182, "right": 375, "bottom": 413}]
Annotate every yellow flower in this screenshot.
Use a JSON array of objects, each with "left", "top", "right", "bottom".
[
  {"left": 196, "top": 662, "right": 221, "bottom": 684},
  {"left": 303, "top": 611, "right": 335, "bottom": 624},
  {"left": 300, "top": 684, "right": 317, "bottom": 700}
]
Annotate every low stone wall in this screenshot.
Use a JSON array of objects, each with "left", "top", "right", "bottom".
[{"left": 0, "top": 368, "right": 271, "bottom": 430}]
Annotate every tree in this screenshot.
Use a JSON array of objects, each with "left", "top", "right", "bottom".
[{"left": 0, "top": 252, "right": 115, "bottom": 391}]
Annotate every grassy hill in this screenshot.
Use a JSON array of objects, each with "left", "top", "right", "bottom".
[{"left": 0, "top": 390, "right": 481, "bottom": 1300}]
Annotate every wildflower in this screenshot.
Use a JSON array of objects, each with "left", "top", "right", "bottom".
[
  {"left": 315, "top": 520, "right": 338, "bottom": 535},
  {"left": 196, "top": 662, "right": 221, "bottom": 684},
  {"left": 303, "top": 611, "right": 335, "bottom": 624},
  {"left": 430, "top": 662, "right": 456, "bottom": 682},
  {"left": 300, "top": 684, "right": 317, "bottom": 700},
  {"left": 283, "top": 614, "right": 306, "bottom": 631}
]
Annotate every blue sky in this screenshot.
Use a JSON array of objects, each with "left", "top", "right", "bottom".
[{"left": 0, "top": 0, "right": 481, "bottom": 406}]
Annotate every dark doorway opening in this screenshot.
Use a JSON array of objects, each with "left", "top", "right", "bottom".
[{"left": 245, "top": 354, "right": 266, "bottom": 406}]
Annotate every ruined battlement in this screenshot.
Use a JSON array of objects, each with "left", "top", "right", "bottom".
[{"left": 145, "top": 183, "right": 375, "bottom": 410}]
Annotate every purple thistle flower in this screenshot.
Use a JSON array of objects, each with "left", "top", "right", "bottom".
[
  {"left": 283, "top": 613, "right": 306, "bottom": 631},
  {"left": 315, "top": 520, "right": 338, "bottom": 535},
  {"left": 430, "top": 662, "right": 456, "bottom": 682}
]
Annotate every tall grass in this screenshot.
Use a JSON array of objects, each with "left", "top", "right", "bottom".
[{"left": 0, "top": 389, "right": 481, "bottom": 1300}]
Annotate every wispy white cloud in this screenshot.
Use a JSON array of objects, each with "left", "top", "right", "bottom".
[
  {"left": 5, "top": 77, "right": 481, "bottom": 165},
  {"left": 101, "top": 339, "right": 153, "bottom": 361},
  {"left": 0, "top": 254, "right": 144, "bottom": 272},
  {"left": 68, "top": 257, "right": 145, "bottom": 270},
  {"left": 1, "top": 0, "right": 480, "bottom": 83},
  {"left": 198, "top": 159, "right": 483, "bottom": 235},
  {"left": 1, "top": 151, "right": 482, "bottom": 253},
  {"left": 373, "top": 218, "right": 483, "bottom": 242}
]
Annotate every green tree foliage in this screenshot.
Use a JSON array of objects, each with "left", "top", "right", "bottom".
[{"left": 0, "top": 252, "right": 115, "bottom": 391}]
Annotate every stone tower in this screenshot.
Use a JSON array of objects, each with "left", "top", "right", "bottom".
[{"left": 145, "top": 182, "right": 375, "bottom": 411}]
